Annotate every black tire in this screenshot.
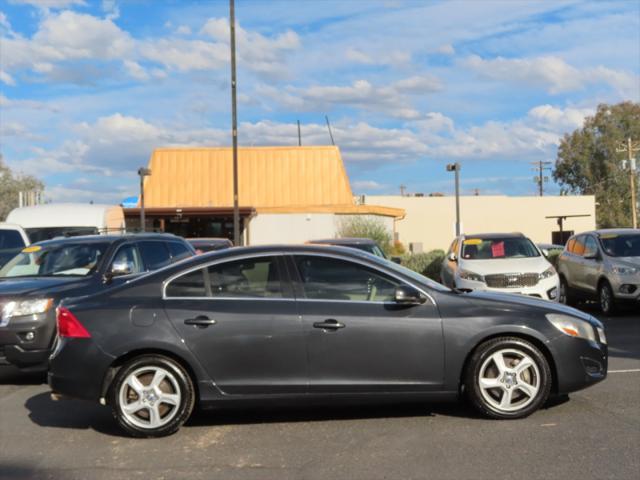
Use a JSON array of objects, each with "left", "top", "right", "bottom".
[
  {"left": 598, "top": 280, "right": 617, "bottom": 316},
  {"left": 465, "top": 337, "right": 552, "bottom": 419},
  {"left": 559, "top": 276, "right": 575, "bottom": 306},
  {"left": 109, "top": 355, "right": 195, "bottom": 438}
]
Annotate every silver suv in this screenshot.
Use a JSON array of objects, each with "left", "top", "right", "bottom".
[{"left": 557, "top": 229, "right": 640, "bottom": 314}]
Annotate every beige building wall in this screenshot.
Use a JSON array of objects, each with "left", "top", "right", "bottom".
[
  {"left": 248, "top": 213, "right": 395, "bottom": 245},
  {"left": 366, "top": 195, "right": 596, "bottom": 252}
]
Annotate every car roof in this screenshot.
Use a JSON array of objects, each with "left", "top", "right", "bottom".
[
  {"left": 462, "top": 232, "right": 525, "bottom": 239},
  {"left": 187, "top": 238, "right": 233, "bottom": 243},
  {"left": 30, "top": 233, "right": 183, "bottom": 248},
  {"left": 308, "top": 237, "right": 377, "bottom": 245},
  {"left": 593, "top": 228, "right": 639, "bottom": 236}
]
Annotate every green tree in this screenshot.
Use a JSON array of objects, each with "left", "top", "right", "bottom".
[
  {"left": 337, "top": 216, "right": 393, "bottom": 254},
  {"left": 553, "top": 101, "right": 640, "bottom": 228},
  {"left": 0, "top": 155, "right": 45, "bottom": 221}
]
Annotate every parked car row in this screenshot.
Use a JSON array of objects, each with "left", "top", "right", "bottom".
[{"left": 0, "top": 225, "right": 627, "bottom": 438}]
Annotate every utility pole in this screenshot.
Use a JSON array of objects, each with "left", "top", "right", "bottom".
[
  {"left": 399, "top": 185, "right": 406, "bottom": 197},
  {"left": 616, "top": 137, "right": 639, "bottom": 229},
  {"left": 229, "top": 0, "right": 240, "bottom": 245},
  {"left": 297, "top": 120, "right": 302, "bottom": 146},
  {"left": 325, "top": 115, "right": 335, "bottom": 146},
  {"left": 531, "top": 160, "right": 552, "bottom": 196},
  {"left": 446, "top": 163, "right": 461, "bottom": 236}
]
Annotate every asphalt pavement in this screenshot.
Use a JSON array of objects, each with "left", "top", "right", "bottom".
[{"left": 1, "top": 306, "right": 638, "bottom": 480}]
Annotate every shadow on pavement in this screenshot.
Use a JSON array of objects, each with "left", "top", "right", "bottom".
[
  {"left": 0, "top": 366, "right": 46, "bottom": 385},
  {"left": 24, "top": 392, "right": 121, "bottom": 436}
]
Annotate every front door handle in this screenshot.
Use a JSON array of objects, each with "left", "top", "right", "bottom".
[
  {"left": 313, "top": 319, "right": 345, "bottom": 330},
  {"left": 184, "top": 316, "right": 217, "bottom": 327}
]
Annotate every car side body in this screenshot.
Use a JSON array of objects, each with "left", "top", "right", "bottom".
[
  {"left": 557, "top": 228, "right": 640, "bottom": 314},
  {"left": 48, "top": 245, "right": 607, "bottom": 436}
]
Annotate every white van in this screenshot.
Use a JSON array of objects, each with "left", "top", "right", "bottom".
[{"left": 0, "top": 203, "right": 125, "bottom": 266}]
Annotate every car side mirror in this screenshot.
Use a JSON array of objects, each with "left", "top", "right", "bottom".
[
  {"left": 541, "top": 248, "right": 549, "bottom": 257},
  {"left": 111, "top": 260, "right": 133, "bottom": 277},
  {"left": 394, "top": 285, "right": 426, "bottom": 305},
  {"left": 391, "top": 256, "right": 402, "bottom": 264},
  {"left": 448, "top": 252, "right": 457, "bottom": 262}
]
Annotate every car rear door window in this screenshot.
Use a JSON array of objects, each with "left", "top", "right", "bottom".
[
  {"left": 572, "top": 235, "right": 586, "bottom": 256},
  {"left": 166, "top": 268, "right": 208, "bottom": 297},
  {"left": 294, "top": 255, "right": 399, "bottom": 302},
  {"left": 167, "top": 241, "right": 192, "bottom": 262},
  {"left": 138, "top": 241, "right": 171, "bottom": 271},
  {"left": 207, "top": 257, "right": 284, "bottom": 298},
  {"left": 0, "top": 230, "right": 25, "bottom": 249}
]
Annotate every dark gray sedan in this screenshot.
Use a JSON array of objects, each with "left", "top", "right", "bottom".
[{"left": 48, "top": 245, "right": 607, "bottom": 437}]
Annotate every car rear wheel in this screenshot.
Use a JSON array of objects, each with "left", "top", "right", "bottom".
[
  {"left": 598, "top": 281, "right": 617, "bottom": 316},
  {"left": 465, "top": 337, "right": 552, "bottom": 419},
  {"left": 558, "top": 276, "right": 575, "bottom": 306},
  {"left": 110, "top": 355, "right": 195, "bottom": 438}
]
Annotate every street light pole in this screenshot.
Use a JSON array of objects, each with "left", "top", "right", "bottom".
[
  {"left": 229, "top": 0, "right": 240, "bottom": 245},
  {"left": 447, "top": 163, "right": 461, "bottom": 236},
  {"left": 137, "top": 167, "right": 151, "bottom": 232}
]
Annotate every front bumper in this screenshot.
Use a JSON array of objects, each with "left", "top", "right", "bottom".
[
  {"left": 456, "top": 275, "right": 560, "bottom": 301},
  {"left": 0, "top": 310, "right": 55, "bottom": 370},
  {"left": 608, "top": 273, "right": 640, "bottom": 302},
  {"left": 549, "top": 334, "right": 608, "bottom": 394}
]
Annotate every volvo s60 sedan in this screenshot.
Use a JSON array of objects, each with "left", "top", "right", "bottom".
[{"left": 48, "top": 245, "right": 607, "bottom": 437}]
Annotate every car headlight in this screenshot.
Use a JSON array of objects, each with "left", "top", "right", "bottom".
[
  {"left": 458, "top": 269, "right": 485, "bottom": 282},
  {"left": 546, "top": 313, "right": 596, "bottom": 343},
  {"left": 1, "top": 298, "right": 54, "bottom": 324},
  {"left": 539, "top": 266, "right": 557, "bottom": 280},
  {"left": 611, "top": 265, "right": 638, "bottom": 275}
]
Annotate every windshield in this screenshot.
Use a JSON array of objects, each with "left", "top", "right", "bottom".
[
  {"left": 599, "top": 233, "right": 640, "bottom": 257},
  {"left": 351, "top": 243, "right": 387, "bottom": 259},
  {"left": 461, "top": 237, "right": 540, "bottom": 260},
  {"left": 0, "top": 230, "right": 26, "bottom": 250},
  {"left": 0, "top": 242, "right": 109, "bottom": 278},
  {"left": 25, "top": 227, "right": 99, "bottom": 244}
]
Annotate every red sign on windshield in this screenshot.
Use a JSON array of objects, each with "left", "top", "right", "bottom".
[{"left": 491, "top": 241, "right": 505, "bottom": 258}]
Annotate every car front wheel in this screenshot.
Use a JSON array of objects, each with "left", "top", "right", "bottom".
[
  {"left": 465, "top": 337, "right": 552, "bottom": 419},
  {"left": 598, "top": 281, "right": 617, "bottom": 316},
  {"left": 109, "top": 355, "right": 195, "bottom": 438}
]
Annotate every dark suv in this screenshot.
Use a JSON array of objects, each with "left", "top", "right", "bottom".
[{"left": 0, "top": 233, "right": 195, "bottom": 371}]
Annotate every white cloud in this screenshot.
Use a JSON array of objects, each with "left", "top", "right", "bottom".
[
  {"left": 175, "top": 25, "right": 192, "bottom": 35},
  {"left": 200, "top": 17, "right": 300, "bottom": 76},
  {"left": 101, "top": 0, "right": 119, "bottom": 20},
  {"left": 256, "top": 75, "right": 441, "bottom": 120},
  {"left": 464, "top": 54, "right": 639, "bottom": 97},
  {"left": 433, "top": 43, "right": 455, "bottom": 55},
  {"left": 527, "top": 104, "right": 593, "bottom": 132},
  {"left": 352, "top": 180, "right": 387, "bottom": 191}
]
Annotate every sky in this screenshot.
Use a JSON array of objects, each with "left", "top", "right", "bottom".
[{"left": 0, "top": 0, "right": 639, "bottom": 204}]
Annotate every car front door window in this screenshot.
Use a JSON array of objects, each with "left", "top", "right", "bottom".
[{"left": 295, "top": 256, "right": 399, "bottom": 302}]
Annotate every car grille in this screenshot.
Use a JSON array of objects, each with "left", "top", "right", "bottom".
[{"left": 485, "top": 273, "right": 540, "bottom": 289}]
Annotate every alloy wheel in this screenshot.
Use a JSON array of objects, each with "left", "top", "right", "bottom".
[
  {"left": 118, "top": 366, "right": 182, "bottom": 430},
  {"left": 599, "top": 283, "right": 612, "bottom": 314},
  {"left": 477, "top": 348, "right": 540, "bottom": 413}
]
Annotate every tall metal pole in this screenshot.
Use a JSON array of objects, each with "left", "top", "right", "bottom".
[
  {"left": 297, "top": 120, "right": 302, "bottom": 146},
  {"left": 229, "top": 0, "right": 240, "bottom": 245},
  {"left": 628, "top": 137, "right": 638, "bottom": 229},
  {"left": 139, "top": 171, "right": 145, "bottom": 232},
  {"left": 325, "top": 115, "right": 335, "bottom": 146},
  {"left": 454, "top": 163, "right": 460, "bottom": 236}
]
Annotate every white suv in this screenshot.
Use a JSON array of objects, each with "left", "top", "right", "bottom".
[{"left": 440, "top": 233, "right": 559, "bottom": 301}]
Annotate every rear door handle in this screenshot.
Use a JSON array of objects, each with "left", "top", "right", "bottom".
[
  {"left": 313, "top": 319, "right": 345, "bottom": 330},
  {"left": 184, "top": 316, "right": 217, "bottom": 327}
]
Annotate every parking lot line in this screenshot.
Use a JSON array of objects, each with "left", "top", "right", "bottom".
[{"left": 608, "top": 369, "right": 640, "bottom": 373}]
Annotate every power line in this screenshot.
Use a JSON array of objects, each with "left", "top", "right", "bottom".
[
  {"left": 616, "top": 137, "right": 640, "bottom": 228},
  {"left": 531, "top": 161, "right": 553, "bottom": 196}
]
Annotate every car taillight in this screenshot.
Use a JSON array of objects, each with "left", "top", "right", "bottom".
[{"left": 56, "top": 307, "right": 91, "bottom": 338}]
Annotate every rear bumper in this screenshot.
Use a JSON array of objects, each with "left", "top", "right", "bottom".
[{"left": 48, "top": 337, "right": 115, "bottom": 402}]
